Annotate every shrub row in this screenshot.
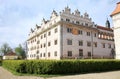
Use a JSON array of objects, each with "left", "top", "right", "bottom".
[
  {"left": 0, "top": 60, "right": 2, "bottom": 66},
  {"left": 2, "top": 60, "right": 120, "bottom": 74}
]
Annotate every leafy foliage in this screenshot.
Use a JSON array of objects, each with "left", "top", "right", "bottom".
[
  {"left": 15, "top": 44, "right": 26, "bottom": 59},
  {"left": 2, "top": 60, "right": 120, "bottom": 75},
  {"left": 0, "top": 43, "right": 12, "bottom": 55}
]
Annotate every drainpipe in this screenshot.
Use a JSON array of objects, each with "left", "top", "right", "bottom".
[
  {"left": 60, "top": 24, "right": 63, "bottom": 59},
  {"left": 91, "top": 31, "right": 94, "bottom": 59}
]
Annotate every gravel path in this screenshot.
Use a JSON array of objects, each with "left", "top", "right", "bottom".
[
  {"left": 0, "top": 67, "right": 43, "bottom": 79},
  {"left": 0, "top": 67, "right": 120, "bottom": 79}
]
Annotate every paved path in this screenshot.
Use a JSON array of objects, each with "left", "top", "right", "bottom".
[{"left": 0, "top": 67, "right": 120, "bottom": 79}]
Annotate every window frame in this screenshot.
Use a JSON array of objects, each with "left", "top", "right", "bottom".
[
  {"left": 67, "top": 39, "right": 72, "bottom": 45},
  {"left": 68, "top": 51, "right": 72, "bottom": 57},
  {"left": 79, "top": 49, "right": 83, "bottom": 56},
  {"left": 54, "top": 39, "right": 57, "bottom": 45},
  {"left": 48, "top": 42, "right": 51, "bottom": 47},
  {"left": 87, "top": 41, "right": 91, "bottom": 47},
  {"left": 54, "top": 51, "right": 57, "bottom": 56},
  {"left": 79, "top": 40, "right": 83, "bottom": 46}
]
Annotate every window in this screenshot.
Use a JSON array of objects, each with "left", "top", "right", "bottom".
[
  {"left": 48, "top": 52, "right": 50, "bottom": 57},
  {"left": 87, "top": 42, "right": 91, "bottom": 47},
  {"left": 41, "top": 35, "right": 43, "bottom": 39},
  {"left": 54, "top": 40, "right": 57, "bottom": 45},
  {"left": 54, "top": 51, "right": 57, "bottom": 56},
  {"left": 67, "top": 28, "right": 72, "bottom": 33},
  {"left": 44, "top": 34, "right": 46, "bottom": 38},
  {"left": 55, "top": 28, "right": 58, "bottom": 33},
  {"left": 66, "top": 19, "right": 70, "bottom": 22},
  {"left": 68, "top": 51, "right": 72, "bottom": 56},
  {"left": 76, "top": 21, "right": 79, "bottom": 24},
  {"left": 93, "top": 42, "right": 97, "bottom": 47},
  {"left": 94, "top": 33, "right": 97, "bottom": 37},
  {"left": 41, "top": 44, "right": 42, "bottom": 48},
  {"left": 37, "top": 41, "right": 40, "bottom": 44},
  {"left": 34, "top": 54, "right": 36, "bottom": 57},
  {"left": 44, "top": 43, "right": 46, "bottom": 47},
  {"left": 108, "top": 44, "right": 111, "bottom": 48},
  {"left": 79, "top": 49, "right": 83, "bottom": 56},
  {"left": 48, "top": 42, "right": 51, "bottom": 46},
  {"left": 67, "top": 39, "right": 72, "bottom": 45},
  {"left": 36, "top": 50, "right": 39, "bottom": 54},
  {"left": 102, "top": 43, "right": 105, "bottom": 48},
  {"left": 85, "top": 23, "right": 88, "bottom": 26},
  {"left": 36, "top": 55, "right": 39, "bottom": 59},
  {"left": 79, "top": 40, "right": 83, "bottom": 46},
  {"left": 87, "top": 32, "right": 91, "bottom": 36},
  {"left": 78, "top": 30, "right": 82, "bottom": 35},
  {"left": 88, "top": 52, "right": 91, "bottom": 57},
  {"left": 48, "top": 31, "right": 51, "bottom": 36},
  {"left": 40, "top": 53, "right": 42, "bottom": 57},
  {"left": 43, "top": 53, "right": 45, "bottom": 57}
]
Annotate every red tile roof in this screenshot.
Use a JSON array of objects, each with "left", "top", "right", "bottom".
[
  {"left": 97, "top": 26, "right": 113, "bottom": 31},
  {"left": 111, "top": 2, "right": 120, "bottom": 16},
  {"left": 5, "top": 52, "right": 17, "bottom": 56}
]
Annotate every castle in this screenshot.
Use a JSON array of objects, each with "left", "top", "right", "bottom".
[{"left": 27, "top": 7, "right": 114, "bottom": 60}]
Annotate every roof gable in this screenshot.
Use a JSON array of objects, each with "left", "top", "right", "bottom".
[
  {"left": 111, "top": 2, "right": 120, "bottom": 16},
  {"left": 5, "top": 52, "right": 17, "bottom": 56}
]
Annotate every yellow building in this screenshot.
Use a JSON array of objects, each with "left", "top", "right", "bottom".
[{"left": 3, "top": 52, "right": 18, "bottom": 60}]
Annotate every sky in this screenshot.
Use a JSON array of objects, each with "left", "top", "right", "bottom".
[{"left": 0, "top": 0, "right": 119, "bottom": 48}]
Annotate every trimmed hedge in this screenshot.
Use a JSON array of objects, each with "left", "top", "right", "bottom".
[
  {"left": 2, "top": 60, "right": 120, "bottom": 74},
  {"left": 0, "top": 60, "right": 2, "bottom": 66}
]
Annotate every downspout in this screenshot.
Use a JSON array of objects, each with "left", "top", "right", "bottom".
[{"left": 91, "top": 31, "right": 94, "bottom": 59}]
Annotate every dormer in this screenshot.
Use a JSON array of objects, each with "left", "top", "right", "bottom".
[
  {"left": 50, "top": 10, "right": 58, "bottom": 19},
  {"left": 84, "top": 12, "right": 89, "bottom": 18},
  {"left": 41, "top": 18, "right": 46, "bottom": 25},
  {"left": 31, "top": 28, "right": 34, "bottom": 33},
  {"left": 64, "top": 6, "right": 71, "bottom": 14},
  {"left": 36, "top": 24, "right": 41, "bottom": 29},
  {"left": 74, "top": 9, "right": 80, "bottom": 16}
]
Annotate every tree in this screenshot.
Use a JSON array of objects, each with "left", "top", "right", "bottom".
[
  {"left": 0, "top": 43, "right": 12, "bottom": 55},
  {"left": 15, "top": 44, "right": 26, "bottom": 59}
]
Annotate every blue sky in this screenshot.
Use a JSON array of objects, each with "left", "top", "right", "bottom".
[{"left": 0, "top": 0, "right": 119, "bottom": 48}]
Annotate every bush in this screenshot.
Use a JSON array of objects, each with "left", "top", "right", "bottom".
[{"left": 2, "top": 60, "right": 120, "bottom": 75}]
